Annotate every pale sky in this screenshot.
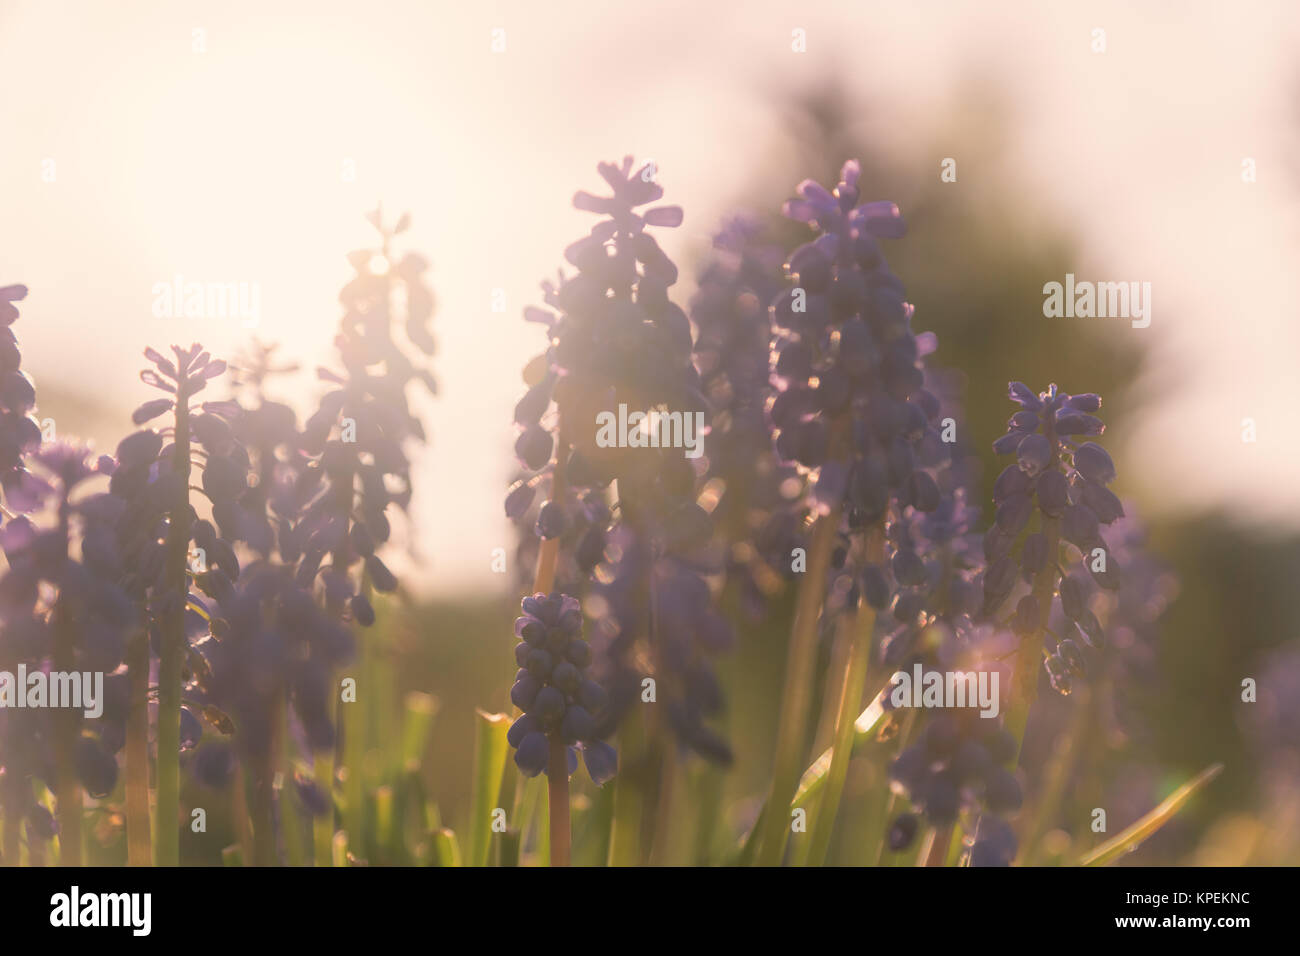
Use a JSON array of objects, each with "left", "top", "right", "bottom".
[{"left": 2, "top": 0, "right": 1297, "bottom": 594}]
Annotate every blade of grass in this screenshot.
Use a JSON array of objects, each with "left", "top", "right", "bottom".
[
  {"left": 468, "top": 710, "right": 510, "bottom": 867},
  {"left": 374, "top": 785, "right": 395, "bottom": 863},
  {"left": 577, "top": 777, "right": 615, "bottom": 866},
  {"left": 124, "top": 629, "right": 151, "bottom": 866},
  {"left": 793, "top": 684, "right": 889, "bottom": 809},
  {"left": 432, "top": 827, "right": 461, "bottom": 867},
  {"left": 495, "top": 828, "right": 522, "bottom": 866},
  {"left": 755, "top": 501, "right": 843, "bottom": 865},
  {"left": 401, "top": 692, "right": 439, "bottom": 773},
  {"left": 331, "top": 829, "right": 349, "bottom": 867},
  {"left": 734, "top": 681, "right": 890, "bottom": 862},
  {"left": 806, "top": 529, "right": 882, "bottom": 866},
  {"left": 312, "top": 746, "right": 335, "bottom": 866},
  {"left": 341, "top": 654, "right": 368, "bottom": 859},
  {"left": 607, "top": 707, "right": 646, "bottom": 866},
  {"left": 1017, "top": 684, "right": 1091, "bottom": 865},
  {"left": 1079, "top": 763, "right": 1223, "bottom": 866},
  {"left": 276, "top": 695, "right": 306, "bottom": 867},
  {"left": 52, "top": 605, "right": 82, "bottom": 866}
]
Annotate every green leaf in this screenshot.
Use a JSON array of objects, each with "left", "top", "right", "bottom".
[
  {"left": 733, "top": 686, "right": 890, "bottom": 863},
  {"left": 331, "top": 830, "right": 349, "bottom": 867},
  {"left": 431, "top": 827, "right": 461, "bottom": 867},
  {"left": 468, "top": 710, "right": 510, "bottom": 867},
  {"left": 494, "top": 828, "right": 522, "bottom": 867},
  {"left": 400, "top": 692, "right": 439, "bottom": 773},
  {"left": 1079, "top": 763, "right": 1223, "bottom": 866},
  {"left": 792, "top": 690, "right": 889, "bottom": 809},
  {"left": 374, "top": 785, "right": 395, "bottom": 858}
]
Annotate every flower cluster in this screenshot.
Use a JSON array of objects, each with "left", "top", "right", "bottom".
[
  {"left": 768, "top": 160, "right": 931, "bottom": 523},
  {"left": 690, "top": 216, "right": 806, "bottom": 619},
  {"left": 887, "top": 711, "right": 1023, "bottom": 864},
  {"left": 747, "top": 163, "right": 1042, "bottom": 869},
  {"left": 984, "top": 383, "right": 1123, "bottom": 694},
  {"left": 0, "top": 284, "right": 43, "bottom": 514},
  {"left": 188, "top": 215, "right": 436, "bottom": 852},
  {"left": 508, "top": 159, "right": 733, "bottom": 763},
  {"left": 0, "top": 444, "right": 134, "bottom": 839},
  {"left": 508, "top": 592, "right": 616, "bottom": 784},
  {"left": 295, "top": 209, "right": 436, "bottom": 625},
  {"left": 205, "top": 561, "right": 353, "bottom": 766},
  {"left": 0, "top": 289, "right": 137, "bottom": 855},
  {"left": 770, "top": 162, "right": 964, "bottom": 677}
]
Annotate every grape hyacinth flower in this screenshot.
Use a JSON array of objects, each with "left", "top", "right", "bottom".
[
  {"left": 295, "top": 209, "right": 435, "bottom": 628},
  {"left": 203, "top": 561, "right": 354, "bottom": 863},
  {"left": 689, "top": 216, "right": 806, "bottom": 620},
  {"left": 204, "top": 344, "right": 356, "bottom": 857},
  {"left": 125, "top": 343, "right": 243, "bottom": 865},
  {"left": 757, "top": 161, "right": 950, "bottom": 865},
  {"left": 287, "top": 209, "right": 437, "bottom": 862},
  {"left": 983, "top": 383, "right": 1122, "bottom": 755},
  {"left": 0, "top": 284, "right": 46, "bottom": 515},
  {"left": 0, "top": 443, "right": 134, "bottom": 865},
  {"left": 0, "top": 287, "right": 136, "bottom": 865},
  {"left": 0, "top": 282, "right": 42, "bottom": 863},
  {"left": 508, "top": 159, "right": 733, "bottom": 773},
  {"left": 886, "top": 710, "right": 1023, "bottom": 865},
  {"left": 508, "top": 592, "right": 616, "bottom": 784},
  {"left": 507, "top": 591, "right": 615, "bottom": 867}
]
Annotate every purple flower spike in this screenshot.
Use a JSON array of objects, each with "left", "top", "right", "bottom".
[{"left": 985, "top": 383, "right": 1124, "bottom": 697}]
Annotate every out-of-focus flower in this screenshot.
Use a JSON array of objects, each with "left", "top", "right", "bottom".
[
  {"left": 690, "top": 215, "right": 806, "bottom": 620},
  {"left": 985, "top": 383, "right": 1123, "bottom": 695},
  {"left": 508, "top": 159, "right": 734, "bottom": 763}
]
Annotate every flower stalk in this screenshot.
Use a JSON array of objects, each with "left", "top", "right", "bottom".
[
  {"left": 805, "top": 527, "right": 884, "bottom": 865},
  {"left": 154, "top": 380, "right": 193, "bottom": 866},
  {"left": 124, "top": 629, "right": 152, "bottom": 865},
  {"left": 755, "top": 498, "right": 843, "bottom": 865}
]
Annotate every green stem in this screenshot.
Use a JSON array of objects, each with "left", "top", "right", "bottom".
[
  {"left": 232, "top": 764, "right": 253, "bottom": 865},
  {"left": 607, "top": 705, "right": 645, "bottom": 865},
  {"left": 806, "top": 541, "right": 881, "bottom": 866},
  {"left": 646, "top": 740, "right": 676, "bottom": 865},
  {"left": 154, "top": 387, "right": 192, "bottom": 866},
  {"left": 1018, "top": 683, "right": 1090, "bottom": 864},
  {"left": 342, "top": 641, "right": 368, "bottom": 860},
  {"left": 546, "top": 735, "right": 570, "bottom": 867},
  {"left": 278, "top": 695, "right": 306, "bottom": 866},
  {"left": 755, "top": 501, "right": 843, "bottom": 866},
  {"left": 52, "top": 598, "right": 81, "bottom": 867},
  {"left": 250, "top": 743, "right": 276, "bottom": 866},
  {"left": 468, "top": 710, "right": 509, "bottom": 867},
  {"left": 124, "top": 628, "right": 152, "bottom": 865},
  {"left": 313, "top": 742, "right": 335, "bottom": 866}
]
